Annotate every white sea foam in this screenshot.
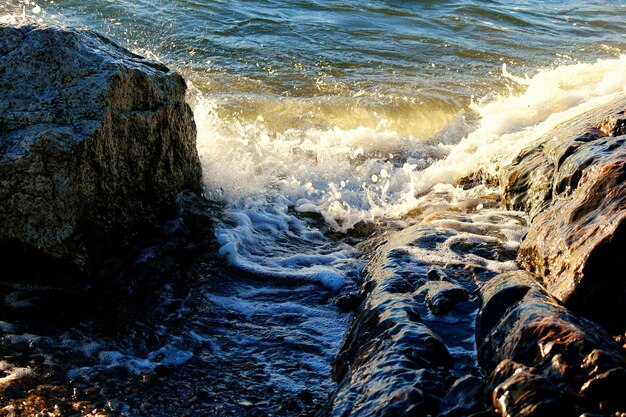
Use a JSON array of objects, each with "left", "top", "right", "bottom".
[
  {"left": 207, "top": 294, "right": 340, "bottom": 318},
  {"left": 205, "top": 282, "right": 349, "bottom": 386},
  {"left": 192, "top": 56, "right": 626, "bottom": 288},
  {"left": 190, "top": 86, "right": 458, "bottom": 287},
  {"left": 206, "top": 284, "right": 349, "bottom": 348},
  {"left": 0, "top": 0, "right": 48, "bottom": 24},
  {"left": 195, "top": 56, "right": 626, "bottom": 223},
  {"left": 65, "top": 342, "right": 194, "bottom": 379},
  {"left": 413, "top": 55, "right": 626, "bottom": 195}
]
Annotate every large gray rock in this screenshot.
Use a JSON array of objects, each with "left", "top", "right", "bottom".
[{"left": 0, "top": 23, "right": 203, "bottom": 268}]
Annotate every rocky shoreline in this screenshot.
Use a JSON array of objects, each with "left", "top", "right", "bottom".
[
  {"left": 1, "top": 22, "right": 625, "bottom": 417},
  {"left": 320, "top": 93, "right": 626, "bottom": 416},
  {"left": 502, "top": 93, "right": 626, "bottom": 332}
]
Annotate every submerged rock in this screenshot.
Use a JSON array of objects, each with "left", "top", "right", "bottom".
[
  {"left": 0, "top": 22, "right": 202, "bottom": 271},
  {"left": 476, "top": 270, "right": 626, "bottom": 417},
  {"left": 499, "top": 93, "right": 626, "bottom": 332}
]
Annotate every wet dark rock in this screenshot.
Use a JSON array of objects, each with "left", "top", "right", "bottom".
[
  {"left": 475, "top": 273, "right": 531, "bottom": 347},
  {"left": 450, "top": 239, "right": 517, "bottom": 263},
  {"left": 500, "top": 141, "right": 557, "bottom": 219},
  {"left": 439, "top": 375, "right": 486, "bottom": 417},
  {"left": 417, "top": 281, "right": 469, "bottom": 316},
  {"left": 476, "top": 270, "right": 626, "bottom": 416},
  {"left": 500, "top": 93, "right": 626, "bottom": 217},
  {"left": 498, "top": 92, "right": 626, "bottom": 332},
  {"left": 320, "top": 245, "right": 449, "bottom": 415},
  {"left": 335, "top": 292, "right": 362, "bottom": 313},
  {"left": 427, "top": 266, "right": 450, "bottom": 281},
  {"left": 488, "top": 360, "right": 568, "bottom": 417},
  {"left": 580, "top": 368, "right": 626, "bottom": 411},
  {"left": 598, "top": 107, "right": 626, "bottom": 137},
  {"left": 320, "top": 210, "right": 527, "bottom": 417},
  {"left": 518, "top": 135, "right": 626, "bottom": 331},
  {"left": 0, "top": 22, "right": 202, "bottom": 274}
]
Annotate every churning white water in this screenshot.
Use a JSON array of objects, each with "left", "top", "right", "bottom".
[{"left": 191, "top": 55, "right": 626, "bottom": 290}]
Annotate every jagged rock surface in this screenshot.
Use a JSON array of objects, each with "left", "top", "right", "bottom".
[
  {"left": 319, "top": 210, "right": 527, "bottom": 417},
  {"left": 500, "top": 93, "right": 626, "bottom": 219},
  {"left": 0, "top": 23, "right": 202, "bottom": 269},
  {"left": 477, "top": 270, "right": 626, "bottom": 416},
  {"left": 499, "top": 92, "right": 626, "bottom": 331}
]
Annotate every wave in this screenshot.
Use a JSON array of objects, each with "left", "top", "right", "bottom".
[
  {"left": 415, "top": 54, "right": 626, "bottom": 195},
  {"left": 195, "top": 55, "right": 626, "bottom": 222},
  {"left": 191, "top": 55, "right": 626, "bottom": 288},
  {"left": 4, "top": 0, "right": 624, "bottom": 289}
]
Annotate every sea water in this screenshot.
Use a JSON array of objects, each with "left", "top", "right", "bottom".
[
  {"left": 2, "top": 0, "right": 624, "bottom": 286},
  {"left": 0, "top": 0, "right": 625, "bottom": 414}
]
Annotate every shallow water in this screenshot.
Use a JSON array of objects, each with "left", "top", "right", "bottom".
[{"left": 1, "top": 0, "right": 625, "bottom": 415}]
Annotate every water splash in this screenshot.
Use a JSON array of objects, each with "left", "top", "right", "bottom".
[
  {"left": 190, "top": 55, "right": 626, "bottom": 287},
  {"left": 412, "top": 55, "right": 626, "bottom": 193}
]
